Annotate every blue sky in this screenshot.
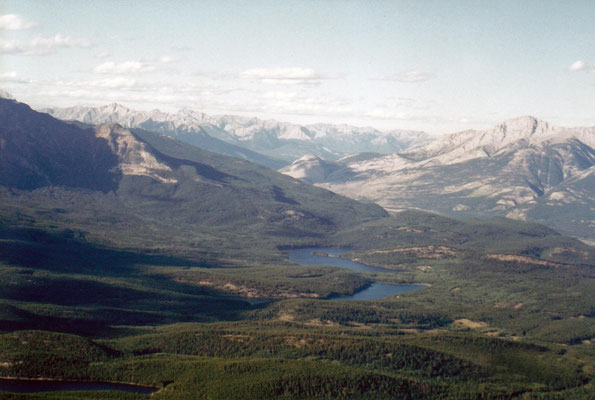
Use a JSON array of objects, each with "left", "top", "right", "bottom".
[{"left": 1, "top": 0, "right": 593, "bottom": 133}]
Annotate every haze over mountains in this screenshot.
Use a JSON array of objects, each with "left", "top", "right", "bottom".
[
  {"left": 7, "top": 91, "right": 594, "bottom": 242},
  {"left": 43, "top": 103, "right": 431, "bottom": 167},
  {"left": 283, "top": 116, "right": 594, "bottom": 241}
]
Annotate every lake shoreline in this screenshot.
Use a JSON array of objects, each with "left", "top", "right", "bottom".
[
  {"left": 285, "top": 247, "right": 428, "bottom": 300},
  {"left": 0, "top": 376, "right": 159, "bottom": 394}
]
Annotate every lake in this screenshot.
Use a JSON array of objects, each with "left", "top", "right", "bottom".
[
  {"left": 286, "top": 247, "right": 393, "bottom": 273},
  {"left": 0, "top": 378, "right": 157, "bottom": 394},
  {"left": 285, "top": 247, "right": 426, "bottom": 301},
  {"left": 330, "top": 282, "right": 426, "bottom": 301}
]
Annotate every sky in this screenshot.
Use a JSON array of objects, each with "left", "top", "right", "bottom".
[{"left": 1, "top": 0, "right": 594, "bottom": 134}]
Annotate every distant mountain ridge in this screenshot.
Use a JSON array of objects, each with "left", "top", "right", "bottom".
[
  {"left": 42, "top": 103, "right": 431, "bottom": 164},
  {"left": 393, "top": 116, "right": 595, "bottom": 166},
  {"left": 40, "top": 103, "right": 285, "bottom": 169},
  {"left": 282, "top": 116, "right": 595, "bottom": 241}
]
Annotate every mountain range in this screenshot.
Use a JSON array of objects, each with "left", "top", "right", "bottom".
[
  {"left": 282, "top": 116, "right": 595, "bottom": 241},
  {"left": 9, "top": 92, "right": 595, "bottom": 242},
  {"left": 0, "top": 97, "right": 387, "bottom": 260},
  {"left": 2, "top": 94, "right": 595, "bottom": 400},
  {"left": 42, "top": 103, "right": 430, "bottom": 166}
]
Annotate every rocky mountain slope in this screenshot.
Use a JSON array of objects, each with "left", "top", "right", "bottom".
[
  {"left": 41, "top": 103, "right": 285, "bottom": 169},
  {"left": 282, "top": 116, "right": 595, "bottom": 241},
  {"left": 1, "top": 98, "right": 387, "bottom": 258},
  {"left": 0, "top": 98, "right": 119, "bottom": 192},
  {"left": 42, "top": 103, "right": 430, "bottom": 164}
]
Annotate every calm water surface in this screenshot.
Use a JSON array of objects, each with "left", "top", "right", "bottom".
[
  {"left": 0, "top": 378, "right": 157, "bottom": 394},
  {"left": 286, "top": 247, "right": 392, "bottom": 273},
  {"left": 286, "top": 247, "right": 426, "bottom": 301},
  {"left": 330, "top": 283, "right": 426, "bottom": 301}
]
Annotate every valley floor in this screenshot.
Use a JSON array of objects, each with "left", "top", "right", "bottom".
[{"left": 0, "top": 194, "right": 593, "bottom": 399}]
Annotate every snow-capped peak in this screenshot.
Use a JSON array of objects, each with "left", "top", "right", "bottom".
[
  {"left": 295, "top": 154, "right": 323, "bottom": 163},
  {"left": 494, "top": 116, "right": 552, "bottom": 139},
  {"left": 345, "top": 116, "right": 595, "bottom": 176},
  {"left": 105, "top": 102, "right": 129, "bottom": 111},
  {"left": 41, "top": 102, "right": 433, "bottom": 162}
]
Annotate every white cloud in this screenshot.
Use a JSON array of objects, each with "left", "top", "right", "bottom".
[
  {"left": 0, "top": 71, "right": 17, "bottom": 79},
  {"left": 93, "top": 61, "right": 155, "bottom": 74},
  {"left": 95, "top": 50, "right": 111, "bottom": 59},
  {"left": 0, "top": 34, "right": 91, "bottom": 55},
  {"left": 242, "top": 67, "right": 319, "bottom": 80},
  {"left": 569, "top": 60, "right": 586, "bottom": 71},
  {"left": 0, "top": 71, "right": 31, "bottom": 84},
  {"left": 88, "top": 77, "right": 138, "bottom": 88},
  {"left": 361, "top": 96, "right": 432, "bottom": 121},
  {"left": 376, "top": 70, "right": 436, "bottom": 83},
  {"left": 568, "top": 60, "right": 595, "bottom": 72},
  {"left": 39, "top": 77, "right": 140, "bottom": 91},
  {"left": 204, "top": 89, "right": 354, "bottom": 118},
  {"left": 169, "top": 45, "right": 193, "bottom": 52},
  {"left": 159, "top": 55, "right": 178, "bottom": 64},
  {"left": 241, "top": 67, "right": 326, "bottom": 85},
  {"left": 364, "top": 109, "right": 408, "bottom": 120},
  {"left": 0, "top": 14, "right": 37, "bottom": 30},
  {"left": 31, "top": 80, "right": 203, "bottom": 109},
  {"left": 361, "top": 109, "right": 454, "bottom": 127},
  {"left": 193, "top": 70, "right": 236, "bottom": 80}
]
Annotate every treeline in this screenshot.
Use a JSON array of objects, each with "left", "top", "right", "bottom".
[
  {"left": 0, "top": 329, "right": 590, "bottom": 399},
  {"left": 0, "top": 330, "right": 119, "bottom": 380},
  {"left": 255, "top": 300, "right": 452, "bottom": 329}
]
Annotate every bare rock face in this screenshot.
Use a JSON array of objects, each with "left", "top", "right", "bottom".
[
  {"left": 279, "top": 155, "right": 342, "bottom": 183},
  {"left": 94, "top": 125, "right": 176, "bottom": 183},
  {"left": 299, "top": 117, "right": 594, "bottom": 241}
]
